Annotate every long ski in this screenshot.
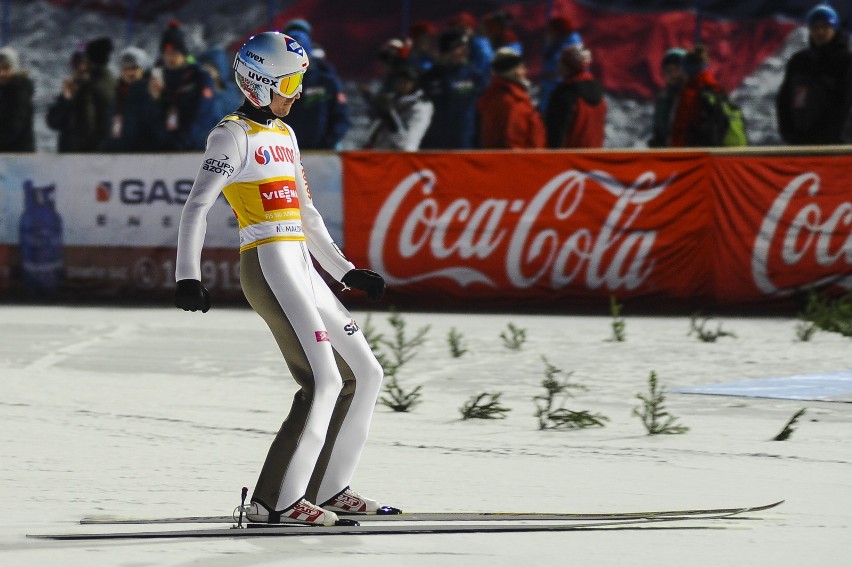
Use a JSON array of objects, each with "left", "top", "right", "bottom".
[
  {"left": 31, "top": 513, "right": 755, "bottom": 541},
  {"left": 79, "top": 500, "right": 784, "bottom": 526}
]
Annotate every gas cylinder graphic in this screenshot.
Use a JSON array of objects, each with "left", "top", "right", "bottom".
[{"left": 19, "top": 180, "right": 63, "bottom": 295}]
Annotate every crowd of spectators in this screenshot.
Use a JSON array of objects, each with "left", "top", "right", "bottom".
[{"left": 0, "top": 4, "right": 851, "bottom": 153}]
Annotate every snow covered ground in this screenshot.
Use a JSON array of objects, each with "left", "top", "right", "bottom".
[{"left": 1, "top": 304, "right": 851, "bottom": 566}]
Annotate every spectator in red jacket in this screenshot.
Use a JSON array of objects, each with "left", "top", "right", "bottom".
[
  {"left": 544, "top": 44, "right": 606, "bottom": 148},
  {"left": 477, "top": 47, "right": 545, "bottom": 148},
  {"left": 669, "top": 45, "right": 723, "bottom": 147}
]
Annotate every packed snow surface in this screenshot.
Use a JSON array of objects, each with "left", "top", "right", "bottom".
[{"left": 1, "top": 305, "right": 850, "bottom": 565}]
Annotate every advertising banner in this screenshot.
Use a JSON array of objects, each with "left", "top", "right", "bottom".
[
  {"left": 710, "top": 156, "right": 852, "bottom": 304},
  {"left": 343, "top": 151, "right": 852, "bottom": 310},
  {"left": 343, "top": 151, "right": 713, "bottom": 309},
  {"left": 0, "top": 153, "right": 343, "bottom": 300}
]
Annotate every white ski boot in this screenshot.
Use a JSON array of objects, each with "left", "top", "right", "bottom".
[
  {"left": 321, "top": 486, "right": 402, "bottom": 515},
  {"left": 244, "top": 498, "right": 339, "bottom": 525}
]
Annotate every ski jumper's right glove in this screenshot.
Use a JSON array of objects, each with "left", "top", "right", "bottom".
[
  {"left": 175, "top": 279, "right": 211, "bottom": 313},
  {"left": 342, "top": 269, "right": 386, "bottom": 301}
]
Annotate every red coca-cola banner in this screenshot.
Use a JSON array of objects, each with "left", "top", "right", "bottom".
[
  {"left": 343, "top": 151, "right": 712, "bottom": 309},
  {"left": 342, "top": 152, "right": 852, "bottom": 310},
  {"left": 711, "top": 156, "right": 852, "bottom": 305}
]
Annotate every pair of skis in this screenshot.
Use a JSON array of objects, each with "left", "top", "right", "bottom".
[{"left": 28, "top": 500, "right": 784, "bottom": 540}]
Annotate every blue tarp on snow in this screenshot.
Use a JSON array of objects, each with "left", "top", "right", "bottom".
[{"left": 674, "top": 371, "right": 852, "bottom": 402}]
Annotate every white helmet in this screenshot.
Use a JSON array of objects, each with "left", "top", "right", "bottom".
[{"left": 233, "top": 32, "right": 309, "bottom": 107}]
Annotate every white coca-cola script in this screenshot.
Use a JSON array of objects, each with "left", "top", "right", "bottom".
[
  {"left": 752, "top": 172, "right": 852, "bottom": 295},
  {"left": 368, "top": 169, "right": 673, "bottom": 291}
]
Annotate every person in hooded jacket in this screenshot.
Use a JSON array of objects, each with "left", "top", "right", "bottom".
[
  {"left": 277, "top": 19, "right": 350, "bottom": 150},
  {"left": 365, "top": 64, "right": 433, "bottom": 150},
  {"left": 777, "top": 4, "right": 852, "bottom": 145},
  {"left": 669, "top": 45, "right": 723, "bottom": 147},
  {"left": 0, "top": 46, "right": 35, "bottom": 152},
  {"left": 477, "top": 48, "right": 544, "bottom": 149},
  {"left": 545, "top": 43, "right": 606, "bottom": 148}
]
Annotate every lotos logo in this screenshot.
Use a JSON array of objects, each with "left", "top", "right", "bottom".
[
  {"left": 315, "top": 330, "right": 330, "bottom": 342},
  {"left": 258, "top": 180, "right": 299, "bottom": 212},
  {"left": 255, "top": 145, "right": 296, "bottom": 165},
  {"left": 752, "top": 172, "right": 852, "bottom": 295},
  {"left": 367, "top": 169, "right": 668, "bottom": 292}
]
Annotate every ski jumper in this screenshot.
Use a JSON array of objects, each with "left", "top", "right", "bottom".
[{"left": 175, "top": 111, "right": 384, "bottom": 514}]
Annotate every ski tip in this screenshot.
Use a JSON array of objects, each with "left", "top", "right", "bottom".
[{"left": 376, "top": 506, "right": 403, "bottom": 515}]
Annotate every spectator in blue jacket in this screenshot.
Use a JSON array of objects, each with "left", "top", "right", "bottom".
[
  {"left": 419, "top": 29, "right": 486, "bottom": 149},
  {"left": 197, "top": 45, "right": 243, "bottom": 122},
  {"left": 537, "top": 16, "right": 583, "bottom": 114},
  {"left": 449, "top": 12, "right": 494, "bottom": 78},
  {"left": 408, "top": 20, "right": 437, "bottom": 74},
  {"left": 279, "top": 19, "right": 351, "bottom": 150}
]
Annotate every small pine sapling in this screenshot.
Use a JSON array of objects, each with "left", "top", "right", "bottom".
[
  {"left": 794, "top": 320, "right": 818, "bottom": 342},
  {"left": 688, "top": 313, "right": 737, "bottom": 343},
  {"left": 773, "top": 408, "right": 807, "bottom": 441},
  {"left": 460, "top": 392, "right": 511, "bottom": 420},
  {"left": 447, "top": 327, "right": 468, "bottom": 358},
  {"left": 608, "top": 296, "right": 626, "bottom": 342},
  {"left": 378, "top": 309, "right": 430, "bottom": 379},
  {"left": 500, "top": 322, "right": 527, "bottom": 350},
  {"left": 533, "top": 357, "right": 608, "bottom": 430},
  {"left": 380, "top": 376, "right": 423, "bottom": 413},
  {"left": 800, "top": 288, "right": 852, "bottom": 337},
  {"left": 633, "top": 371, "right": 689, "bottom": 435}
]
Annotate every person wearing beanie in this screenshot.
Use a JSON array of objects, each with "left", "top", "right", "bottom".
[
  {"left": 408, "top": 20, "right": 437, "bottom": 74},
  {"left": 150, "top": 19, "right": 216, "bottom": 150},
  {"left": 477, "top": 47, "right": 545, "bottom": 149},
  {"left": 538, "top": 14, "right": 584, "bottom": 114},
  {"left": 648, "top": 47, "right": 686, "bottom": 147},
  {"left": 777, "top": 3, "right": 852, "bottom": 144},
  {"left": 101, "top": 46, "right": 161, "bottom": 152},
  {"left": 46, "top": 37, "right": 116, "bottom": 152},
  {"left": 278, "top": 19, "right": 350, "bottom": 149},
  {"left": 419, "top": 28, "right": 486, "bottom": 149},
  {"left": 0, "top": 46, "right": 35, "bottom": 152},
  {"left": 669, "top": 45, "right": 726, "bottom": 147},
  {"left": 544, "top": 43, "right": 606, "bottom": 148}
]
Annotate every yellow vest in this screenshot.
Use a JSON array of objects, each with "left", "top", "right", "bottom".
[{"left": 219, "top": 114, "right": 306, "bottom": 252}]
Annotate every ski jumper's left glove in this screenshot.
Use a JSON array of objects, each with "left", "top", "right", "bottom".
[
  {"left": 342, "top": 269, "right": 386, "bottom": 301},
  {"left": 175, "top": 279, "right": 211, "bottom": 313}
]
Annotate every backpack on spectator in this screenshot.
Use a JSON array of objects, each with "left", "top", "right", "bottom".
[{"left": 697, "top": 89, "right": 748, "bottom": 147}]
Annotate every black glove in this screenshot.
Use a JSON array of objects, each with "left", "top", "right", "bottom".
[
  {"left": 342, "top": 269, "right": 385, "bottom": 302},
  {"left": 174, "top": 279, "right": 211, "bottom": 313}
]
